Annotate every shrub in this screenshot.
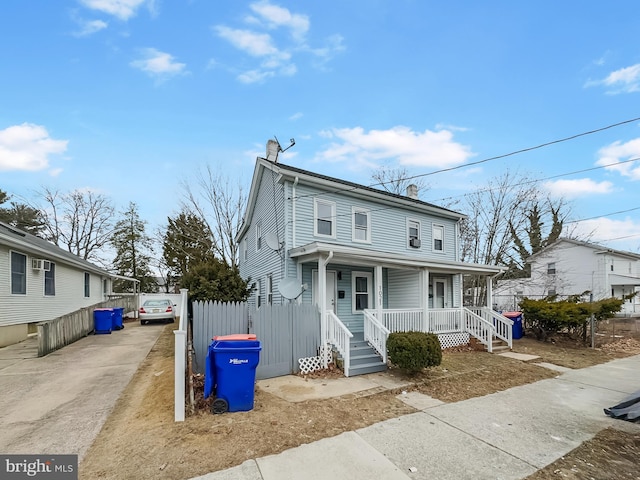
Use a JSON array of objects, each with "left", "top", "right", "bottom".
[{"left": 387, "top": 331, "right": 442, "bottom": 374}]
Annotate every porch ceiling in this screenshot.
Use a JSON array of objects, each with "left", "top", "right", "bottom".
[{"left": 288, "top": 242, "right": 505, "bottom": 275}]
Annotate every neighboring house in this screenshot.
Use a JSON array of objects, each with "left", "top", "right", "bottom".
[
  {"left": 494, "top": 238, "right": 640, "bottom": 316},
  {"left": 0, "top": 220, "right": 114, "bottom": 347},
  {"left": 237, "top": 144, "right": 511, "bottom": 376}
]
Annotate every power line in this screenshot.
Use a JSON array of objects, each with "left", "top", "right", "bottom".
[{"left": 565, "top": 206, "right": 640, "bottom": 224}]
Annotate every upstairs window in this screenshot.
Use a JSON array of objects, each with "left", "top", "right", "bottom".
[
  {"left": 84, "top": 272, "right": 90, "bottom": 297},
  {"left": 256, "top": 279, "right": 262, "bottom": 308},
  {"left": 255, "top": 222, "right": 262, "bottom": 251},
  {"left": 314, "top": 199, "right": 336, "bottom": 238},
  {"left": 352, "top": 207, "right": 371, "bottom": 243},
  {"left": 433, "top": 224, "right": 444, "bottom": 252},
  {"left": 547, "top": 263, "right": 556, "bottom": 275},
  {"left": 407, "top": 219, "right": 421, "bottom": 248},
  {"left": 44, "top": 263, "right": 56, "bottom": 296},
  {"left": 267, "top": 275, "right": 273, "bottom": 305},
  {"left": 11, "top": 251, "right": 26, "bottom": 295}
]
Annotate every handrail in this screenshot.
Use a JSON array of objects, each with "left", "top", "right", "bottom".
[
  {"left": 363, "top": 309, "right": 390, "bottom": 363},
  {"left": 463, "top": 307, "right": 494, "bottom": 352},
  {"left": 326, "top": 311, "right": 353, "bottom": 376},
  {"left": 470, "top": 307, "right": 513, "bottom": 349}
]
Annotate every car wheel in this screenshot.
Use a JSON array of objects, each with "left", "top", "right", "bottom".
[
  {"left": 211, "top": 398, "right": 228, "bottom": 415},
  {"left": 140, "top": 320, "right": 146, "bottom": 325}
]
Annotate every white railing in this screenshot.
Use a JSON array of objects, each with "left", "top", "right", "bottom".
[
  {"left": 429, "top": 308, "right": 462, "bottom": 333},
  {"left": 470, "top": 307, "right": 513, "bottom": 349},
  {"left": 381, "top": 309, "right": 424, "bottom": 332},
  {"left": 463, "top": 307, "right": 494, "bottom": 352},
  {"left": 326, "top": 311, "right": 353, "bottom": 377},
  {"left": 174, "top": 288, "right": 188, "bottom": 422},
  {"left": 363, "top": 309, "right": 390, "bottom": 363}
]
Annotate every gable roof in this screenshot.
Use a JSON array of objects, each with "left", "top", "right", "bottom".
[
  {"left": 238, "top": 157, "right": 466, "bottom": 240},
  {"left": 0, "top": 220, "right": 112, "bottom": 276},
  {"left": 527, "top": 237, "right": 640, "bottom": 263}
]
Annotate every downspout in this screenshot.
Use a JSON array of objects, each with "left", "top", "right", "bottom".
[{"left": 292, "top": 176, "right": 299, "bottom": 250}]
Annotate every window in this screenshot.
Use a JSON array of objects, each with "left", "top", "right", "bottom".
[
  {"left": 314, "top": 199, "right": 336, "bottom": 238},
  {"left": 84, "top": 272, "right": 90, "bottom": 297},
  {"left": 610, "top": 263, "right": 614, "bottom": 272},
  {"left": 352, "top": 272, "right": 372, "bottom": 312},
  {"left": 433, "top": 224, "right": 444, "bottom": 252},
  {"left": 103, "top": 279, "right": 108, "bottom": 295},
  {"left": 407, "top": 219, "right": 421, "bottom": 248},
  {"left": 548, "top": 288, "right": 556, "bottom": 296},
  {"left": 255, "top": 222, "right": 262, "bottom": 251},
  {"left": 44, "top": 263, "right": 56, "bottom": 296},
  {"left": 256, "top": 279, "right": 262, "bottom": 308},
  {"left": 267, "top": 275, "right": 273, "bottom": 305},
  {"left": 547, "top": 263, "right": 556, "bottom": 275},
  {"left": 11, "top": 251, "right": 26, "bottom": 295},
  {"left": 243, "top": 239, "right": 248, "bottom": 261},
  {"left": 352, "top": 207, "right": 370, "bottom": 243}
]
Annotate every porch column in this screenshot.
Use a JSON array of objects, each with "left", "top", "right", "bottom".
[
  {"left": 486, "top": 275, "right": 493, "bottom": 309},
  {"left": 421, "top": 268, "right": 429, "bottom": 332},
  {"left": 375, "top": 265, "right": 383, "bottom": 321},
  {"left": 458, "top": 273, "right": 464, "bottom": 324},
  {"left": 318, "top": 255, "right": 327, "bottom": 367}
]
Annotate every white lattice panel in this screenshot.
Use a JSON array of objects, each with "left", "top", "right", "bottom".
[
  {"left": 298, "top": 356, "right": 322, "bottom": 374},
  {"left": 438, "top": 332, "right": 470, "bottom": 349}
]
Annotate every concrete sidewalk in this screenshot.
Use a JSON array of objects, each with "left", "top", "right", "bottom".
[
  {"left": 0, "top": 322, "right": 164, "bottom": 461},
  {"left": 191, "top": 354, "right": 640, "bottom": 480}
]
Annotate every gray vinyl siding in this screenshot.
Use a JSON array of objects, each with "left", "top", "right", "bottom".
[
  {"left": 387, "top": 269, "right": 421, "bottom": 309},
  {"left": 1, "top": 244, "right": 109, "bottom": 327}
]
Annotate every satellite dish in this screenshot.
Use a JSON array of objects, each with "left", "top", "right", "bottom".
[
  {"left": 278, "top": 277, "right": 304, "bottom": 300},
  {"left": 265, "top": 232, "right": 281, "bottom": 251}
]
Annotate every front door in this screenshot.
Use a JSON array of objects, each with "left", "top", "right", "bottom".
[
  {"left": 312, "top": 270, "right": 337, "bottom": 313},
  {"left": 434, "top": 278, "right": 447, "bottom": 308}
]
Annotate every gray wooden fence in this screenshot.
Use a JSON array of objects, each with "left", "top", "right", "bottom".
[{"left": 192, "top": 301, "right": 320, "bottom": 380}]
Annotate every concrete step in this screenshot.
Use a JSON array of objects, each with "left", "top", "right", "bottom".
[
  {"left": 350, "top": 352, "right": 383, "bottom": 366},
  {"left": 348, "top": 360, "right": 387, "bottom": 376}
]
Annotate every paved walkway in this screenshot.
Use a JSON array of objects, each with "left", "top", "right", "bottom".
[
  {"left": 191, "top": 354, "right": 640, "bottom": 480},
  {"left": 0, "top": 322, "right": 164, "bottom": 461}
]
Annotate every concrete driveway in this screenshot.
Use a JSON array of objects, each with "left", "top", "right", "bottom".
[{"left": 0, "top": 322, "right": 164, "bottom": 461}]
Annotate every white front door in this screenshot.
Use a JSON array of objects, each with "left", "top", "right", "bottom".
[
  {"left": 312, "top": 270, "right": 337, "bottom": 313},
  {"left": 434, "top": 278, "right": 447, "bottom": 308}
]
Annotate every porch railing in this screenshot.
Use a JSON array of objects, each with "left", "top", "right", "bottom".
[
  {"left": 429, "top": 308, "right": 462, "bottom": 333},
  {"left": 381, "top": 309, "right": 424, "bottom": 332},
  {"left": 363, "top": 309, "right": 390, "bottom": 363},
  {"left": 469, "top": 307, "right": 513, "bottom": 348},
  {"left": 463, "top": 308, "right": 494, "bottom": 352},
  {"left": 326, "top": 311, "right": 353, "bottom": 376}
]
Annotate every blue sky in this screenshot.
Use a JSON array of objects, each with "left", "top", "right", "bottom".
[{"left": 2, "top": 0, "right": 640, "bottom": 254}]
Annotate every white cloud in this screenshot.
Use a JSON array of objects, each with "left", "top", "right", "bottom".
[
  {"left": 596, "top": 138, "right": 640, "bottom": 180},
  {"left": 238, "top": 69, "right": 275, "bottom": 84},
  {"left": 249, "top": 1, "right": 309, "bottom": 41},
  {"left": 130, "top": 48, "right": 187, "bottom": 79},
  {"left": 289, "top": 112, "right": 303, "bottom": 121},
  {"left": 78, "top": 0, "right": 150, "bottom": 21},
  {"left": 0, "top": 123, "right": 68, "bottom": 172},
  {"left": 315, "top": 126, "right": 474, "bottom": 169},
  {"left": 585, "top": 63, "right": 640, "bottom": 94},
  {"left": 73, "top": 19, "right": 108, "bottom": 37},
  {"left": 543, "top": 178, "right": 614, "bottom": 198},
  {"left": 569, "top": 217, "right": 640, "bottom": 251},
  {"left": 215, "top": 26, "right": 282, "bottom": 57},
  {"left": 49, "top": 168, "right": 64, "bottom": 177}
]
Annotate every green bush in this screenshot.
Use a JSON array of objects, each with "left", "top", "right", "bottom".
[{"left": 387, "top": 331, "right": 442, "bottom": 373}]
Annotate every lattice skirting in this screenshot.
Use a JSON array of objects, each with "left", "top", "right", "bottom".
[
  {"left": 438, "top": 332, "right": 470, "bottom": 349},
  {"left": 298, "top": 345, "right": 333, "bottom": 374}
]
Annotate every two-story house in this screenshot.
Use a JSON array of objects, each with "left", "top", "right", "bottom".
[
  {"left": 494, "top": 238, "right": 640, "bottom": 316},
  {"left": 238, "top": 145, "right": 511, "bottom": 376}
]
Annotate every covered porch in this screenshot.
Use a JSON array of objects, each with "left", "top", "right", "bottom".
[{"left": 289, "top": 242, "right": 513, "bottom": 376}]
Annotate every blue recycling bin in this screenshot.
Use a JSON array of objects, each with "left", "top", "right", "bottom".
[
  {"left": 205, "top": 339, "right": 261, "bottom": 413},
  {"left": 503, "top": 311, "right": 524, "bottom": 339},
  {"left": 93, "top": 308, "right": 113, "bottom": 334},
  {"left": 112, "top": 307, "right": 124, "bottom": 330}
]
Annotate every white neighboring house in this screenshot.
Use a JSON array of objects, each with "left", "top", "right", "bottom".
[
  {"left": 495, "top": 238, "right": 640, "bottom": 316},
  {"left": 0, "top": 220, "right": 115, "bottom": 347}
]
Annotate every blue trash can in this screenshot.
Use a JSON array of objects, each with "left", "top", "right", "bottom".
[
  {"left": 208, "top": 339, "right": 261, "bottom": 413},
  {"left": 112, "top": 307, "right": 124, "bottom": 330},
  {"left": 503, "top": 311, "right": 524, "bottom": 339},
  {"left": 94, "top": 308, "right": 114, "bottom": 334}
]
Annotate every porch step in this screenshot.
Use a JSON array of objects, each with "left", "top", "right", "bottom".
[
  {"left": 349, "top": 361, "right": 387, "bottom": 376},
  {"left": 487, "top": 338, "right": 510, "bottom": 353},
  {"left": 346, "top": 335, "right": 387, "bottom": 376}
]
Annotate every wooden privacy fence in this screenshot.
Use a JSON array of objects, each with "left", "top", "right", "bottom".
[
  {"left": 192, "top": 301, "right": 320, "bottom": 380},
  {"left": 37, "top": 295, "right": 138, "bottom": 357}
]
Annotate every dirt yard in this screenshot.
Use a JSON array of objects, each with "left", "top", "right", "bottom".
[{"left": 79, "top": 323, "right": 640, "bottom": 480}]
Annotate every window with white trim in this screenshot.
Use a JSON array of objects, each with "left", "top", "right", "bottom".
[
  {"left": 84, "top": 272, "right": 90, "bottom": 297},
  {"left": 44, "top": 262, "right": 56, "bottom": 296},
  {"left": 255, "top": 222, "right": 262, "bottom": 251},
  {"left": 352, "top": 272, "right": 372, "bottom": 312},
  {"left": 407, "top": 219, "right": 421, "bottom": 248},
  {"left": 256, "top": 279, "right": 262, "bottom": 308},
  {"left": 433, "top": 224, "right": 444, "bottom": 252},
  {"left": 352, "top": 207, "right": 371, "bottom": 243},
  {"left": 243, "top": 238, "right": 248, "bottom": 261},
  {"left": 547, "top": 262, "right": 556, "bottom": 275},
  {"left": 267, "top": 275, "right": 273, "bottom": 305},
  {"left": 314, "top": 198, "right": 336, "bottom": 238},
  {"left": 11, "top": 251, "right": 26, "bottom": 295}
]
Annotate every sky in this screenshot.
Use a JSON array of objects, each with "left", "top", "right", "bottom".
[{"left": 2, "top": 0, "right": 640, "bottom": 258}]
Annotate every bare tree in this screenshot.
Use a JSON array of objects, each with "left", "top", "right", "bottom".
[
  {"left": 38, "top": 187, "right": 115, "bottom": 264},
  {"left": 370, "top": 165, "right": 429, "bottom": 197},
  {"left": 181, "top": 166, "right": 246, "bottom": 268}
]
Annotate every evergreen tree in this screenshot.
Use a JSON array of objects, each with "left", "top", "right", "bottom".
[
  {"left": 180, "top": 259, "right": 252, "bottom": 302},
  {"left": 111, "top": 202, "right": 157, "bottom": 292},
  {"left": 162, "top": 211, "right": 215, "bottom": 282}
]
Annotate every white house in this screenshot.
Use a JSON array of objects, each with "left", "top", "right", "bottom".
[
  {"left": 236, "top": 144, "right": 512, "bottom": 376},
  {"left": 494, "top": 238, "right": 640, "bottom": 316},
  {"left": 0, "top": 220, "right": 115, "bottom": 347}
]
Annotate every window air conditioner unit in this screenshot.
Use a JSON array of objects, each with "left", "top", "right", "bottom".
[
  {"left": 409, "top": 238, "right": 421, "bottom": 248},
  {"left": 32, "top": 258, "right": 44, "bottom": 270}
]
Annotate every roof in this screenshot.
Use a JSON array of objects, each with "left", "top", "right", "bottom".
[
  {"left": 526, "top": 237, "right": 640, "bottom": 263},
  {"left": 0, "top": 220, "right": 113, "bottom": 276},
  {"left": 238, "top": 157, "right": 466, "bottom": 240}
]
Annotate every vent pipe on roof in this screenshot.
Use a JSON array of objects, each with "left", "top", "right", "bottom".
[
  {"left": 406, "top": 184, "right": 419, "bottom": 199},
  {"left": 266, "top": 139, "right": 280, "bottom": 162}
]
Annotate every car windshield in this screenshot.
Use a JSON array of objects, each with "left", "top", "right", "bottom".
[{"left": 143, "top": 300, "right": 170, "bottom": 307}]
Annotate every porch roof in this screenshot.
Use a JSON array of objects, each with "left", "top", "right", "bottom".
[
  {"left": 288, "top": 242, "right": 506, "bottom": 275},
  {"left": 609, "top": 274, "right": 640, "bottom": 286}
]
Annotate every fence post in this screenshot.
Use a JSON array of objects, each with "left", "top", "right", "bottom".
[{"left": 174, "top": 288, "right": 189, "bottom": 422}]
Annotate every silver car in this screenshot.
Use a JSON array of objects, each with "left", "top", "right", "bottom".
[{"left": 139, "top": 299, "right": 176, "bottom": 324}]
